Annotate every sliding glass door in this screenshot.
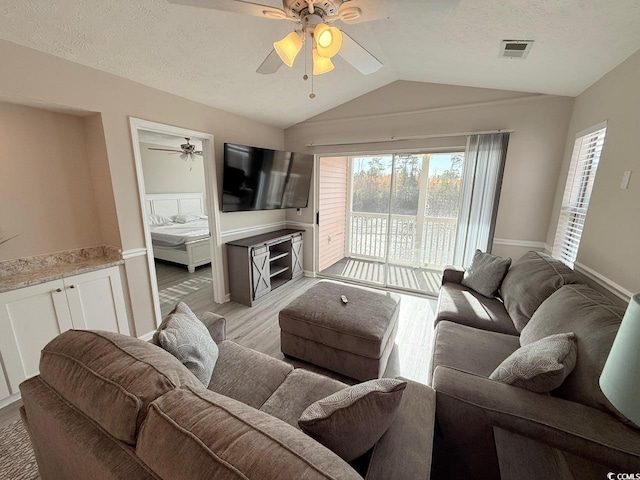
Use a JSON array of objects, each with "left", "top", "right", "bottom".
[{"left": 318, "top": 151, "right": 465, "bottom": 295}]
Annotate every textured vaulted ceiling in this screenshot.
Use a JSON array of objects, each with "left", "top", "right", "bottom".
[{"left": 1, "top": 0, "right": 639, "bottom": 128}]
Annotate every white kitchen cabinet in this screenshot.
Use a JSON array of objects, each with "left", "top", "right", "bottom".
[
  {"left": 0, "top": 266, "right": 128, "bottom": 400},
  {"left": 0, "top": 371, "right": 9, "bottom": 401},
  {"left": 63, "top": 267, "right": 129, "bottom": 334}
]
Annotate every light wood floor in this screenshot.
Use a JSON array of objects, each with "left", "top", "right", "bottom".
[
  {"left": 154, "top": 262, "right": 438, "bottom": 384},
  {"left": 0, "top": 264, "right": 437, "bottom": 429},
  {"left": 155, "top": 260, "right": 215, "bottom": 318},
  {"left": 320, "top": 257, "right": 443, "bottom": 295},
  {"left": 0, "top": 398, "right": 22, "bottom": 429}
]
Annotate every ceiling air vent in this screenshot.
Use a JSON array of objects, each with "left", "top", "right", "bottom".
[{"left": 500, "top": 40, "right": 534, "bottom": 59}]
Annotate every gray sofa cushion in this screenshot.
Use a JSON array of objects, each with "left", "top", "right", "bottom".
[
  {"left": 461, "top": 249, "right": 511, "bottom": 298},
  {"left": 299, "top": 378, "right": 407, "bottom": 462},
  {"left": 260, "top": 369, "right": 347, "bottom": 428},
  {"left": 39, "top": 330, "right": 201, "bottom": 445},
  {"left": 500, "top": 251, "right": 583, "bottom": 332},
  {"left": 520, "top": 285, "right": 627, "bottom": 423},
  {"left": 155, "top": 302, "right": 218, "bottom": 385},
  {"left": 429, "top": 320, "right": 520, "bottom": 384},
  {"left": 208, "top": 341, "right": 293, "bottom": 408},
  {"left": 490, "top": 332, "right": 577, "bottom": 393},
  {"left": 436, "top": 282, "right": 518, "bottom": 335},
  {"left": 137, "top": 386, "right": 363, "bottom": 480}
]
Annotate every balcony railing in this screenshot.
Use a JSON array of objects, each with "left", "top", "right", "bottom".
[{"left": 348, "top": 212, "right": 457, "bottom": 269}]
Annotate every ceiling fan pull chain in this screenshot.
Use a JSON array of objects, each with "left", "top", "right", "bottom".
[
  {"left": 305, "top": 0, "right": 315, "bottom": 15},
  {"left": 306, "top": 16, "right": 315, "bottom": 99},
  {"left": 303, "top": 20, "right": 309, "bottom": 82},
  {"left": 309, "top": 72, "right": 315, "bottom": 99}
]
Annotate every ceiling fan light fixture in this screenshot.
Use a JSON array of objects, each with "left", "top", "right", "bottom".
[
  {"left": 313, "top": 48, "right": 334, "bottom": 75},
  {"left": 314, "top": 23, "right": 342, "bottom": 58},
  {"left": 274, "top": 31, "right": 304, "bottom": 67}
]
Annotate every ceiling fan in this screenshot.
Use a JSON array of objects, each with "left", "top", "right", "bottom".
[
  {"left": 148, "top": 138, "right": 203, "bottom": 169},
  {"left": 167, "top": 0, "right": 384, "bottom": 78}
]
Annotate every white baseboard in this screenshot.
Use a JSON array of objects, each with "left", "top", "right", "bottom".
[
  {"left": 224, "top": 293, "right": 231, "bottom": 302},
  {"left": 0, "top": 392, "right": 21, "bottom": 410},
  {"left": 573, "top": 262, "right": 633, "bottom": 303},
  {"left": 138, "top": 331, "right": 155, "bottom": 342},
  {"left": 303, "top": 270, "right": 316, "bottom": 278}
]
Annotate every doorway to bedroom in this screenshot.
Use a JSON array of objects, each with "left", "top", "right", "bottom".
[{"left": 131, "top": 119, "right": 225, "bottom": 324}]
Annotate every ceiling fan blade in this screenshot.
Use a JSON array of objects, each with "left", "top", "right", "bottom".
[
  {"left": 256, "top": 49, "right": 283, "bottom": 75},
  {"left": 167, "top": 0, "right": 288, "bottom": 20},
  {"left": 149, "top": 148, "right": 184, "bottom": 152},
  {"left": 338, "top": 32, "right": 383, "bottom": 75}
]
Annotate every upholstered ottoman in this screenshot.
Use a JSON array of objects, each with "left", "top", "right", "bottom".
[{"left": 279, "top": 280, "right": 401, "bottom": 381}]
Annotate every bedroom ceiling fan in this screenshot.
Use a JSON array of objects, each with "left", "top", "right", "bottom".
[
  {"left": 167, "top": 0, "right": 384, "bottom": 88},
  {"left": 148, "top": 138, "right": 203, "bottom": 170}
]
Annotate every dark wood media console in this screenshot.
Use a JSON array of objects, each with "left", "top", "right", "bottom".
[{"left": 226, "top": 229, "right": 304, "bottom": 306}]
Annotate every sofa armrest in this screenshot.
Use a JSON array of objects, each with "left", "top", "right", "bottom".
[
  {"left": 441, "top": 265, "right": 464, "bottom": 285},
  {"left": 366, "top": 378, "right": 435, "bottom": 480},
  {"left": 198, "top": 312, "right": 227, "bottom": 343},
  {"left": 432, "top": 366, "right": 640, "bottom": 477}
]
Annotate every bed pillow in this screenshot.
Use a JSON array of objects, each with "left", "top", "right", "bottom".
[
  {"left": 148, "top": 214, "right": 173, "bottom": 226},
  {"left": 155, "top": 302, "right": 219, "bottom": 386},
  {"left": 171, "top": 214, "right": 201, "bottom": 224},
  {"left": 298, "top": 378, "right": 406, "bottom": 462},
  {"left": 461, "top": 249, "right": 512, "bottom": 298}
]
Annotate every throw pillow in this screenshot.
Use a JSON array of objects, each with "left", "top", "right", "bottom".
[
  {"left": 298, "top": 378, "right": 407, "bottom": 462},
  {"left": 461, "top": 249, "right": 512, "bottom": 298},
  {"left": 489, "top": 332, "right": 577, "bottom": 393},
  {"left": 155, "top": 302, "right": 218, "bottom": 386}
]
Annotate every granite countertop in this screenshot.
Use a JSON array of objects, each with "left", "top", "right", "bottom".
[{"left": 0, "top": 246, "right": 124, "bottom": 293}]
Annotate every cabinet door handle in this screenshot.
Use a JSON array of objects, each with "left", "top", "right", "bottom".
[
  {"left": 69, "top": 284, "right": 76, "bottom": 289},
  {"left": 55, "top": 288, "right": 62, "bottom": 293}
]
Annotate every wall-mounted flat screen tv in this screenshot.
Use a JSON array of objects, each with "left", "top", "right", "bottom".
[{"left": 222, "top": 143, "right": 314, "bottom": 212}]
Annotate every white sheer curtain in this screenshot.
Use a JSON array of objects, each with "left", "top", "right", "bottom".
[{"left": 453, "top": 133, "right": 510, "bottom": 266}]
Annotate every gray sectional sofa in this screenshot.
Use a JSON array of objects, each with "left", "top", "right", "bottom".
[
  {"left": 19, "top": 313, "right": 435, "bottom": 480},
  {"left": 430, "top": 250, "right": 640, "bottom": 479}
]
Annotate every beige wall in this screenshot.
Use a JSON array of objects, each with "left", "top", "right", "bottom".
[
  {"left": 0, "top": 39, "right": 284, "bottom": 336},
  {"left": 547, "top": 50, "right": 640, "bottom": 295},
  {"left": 0, "top": 102, "right": 105, "bottom": 260},
  {"left": 84, "top": 113, "right": 121, "bottom": 248},
  {"left": 140, "top": 142, "right": 207, "bottom": 210},
  {"left": 285, "top": 81, "right": 574, "bottom": 268}
]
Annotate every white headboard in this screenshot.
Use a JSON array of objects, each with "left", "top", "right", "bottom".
[{"left": 145, "top": 193, "right": 206, "bottom": 218}]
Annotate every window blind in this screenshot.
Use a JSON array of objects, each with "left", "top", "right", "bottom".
[{"left": 552, "top": 125, "right": 607, "bottom": 268}]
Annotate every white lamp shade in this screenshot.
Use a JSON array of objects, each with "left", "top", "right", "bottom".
[
  {"left": 600, "top": 293, "right": 640, "bottom": 426},
  {"left": 314, "top": 23, "right": 342, "bottom": 58},
  {"left": 312, "top": 48, "right": 334, "bottom": 75},
  {"left": 274, "top": 31, "right": 303, "bottom": 68}
]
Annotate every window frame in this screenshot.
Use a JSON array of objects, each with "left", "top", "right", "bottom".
[{"left": 552, "top": 121, "right": 607, "bottom": 268}]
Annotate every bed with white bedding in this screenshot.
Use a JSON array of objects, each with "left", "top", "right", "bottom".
[
  {"left": 146, "top": 194, "right": 212, "bottom": 273},
  {"left": 150, "top": 220, "right": 210, "bottom": 247}
]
